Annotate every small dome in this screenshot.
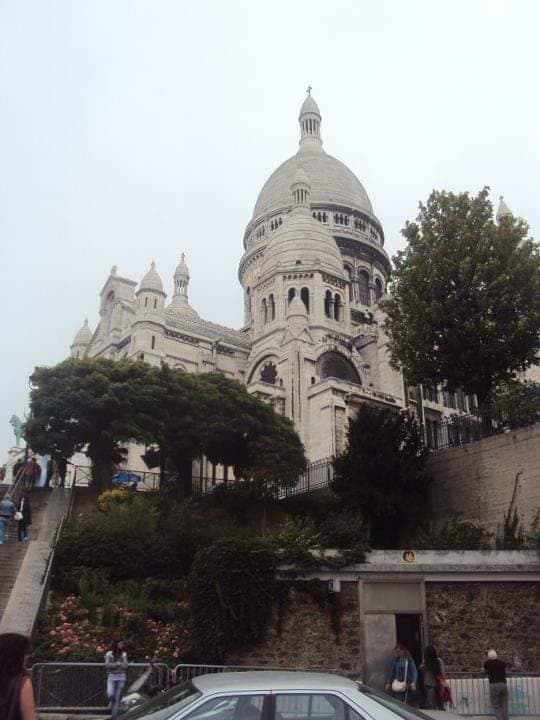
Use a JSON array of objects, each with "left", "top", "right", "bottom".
[
  {"left": 73, "top": 318, "right": 92, "bottom": 345},
  {"left": 261, "top": 212, "right": 345, "bottom": 279},
  {"left": 287, "top": 294, "right": 308, "bottom": 318},
  {"left": 139, "top": 261, "right": 165, "bottom": 294},
  {"left": 496, "top": 196, "right": 513, "bottom": 222},
  {"left": 299, "top": 91, "right": 321, "bottom": 117},
  {"left": 174, "top": 252, "right": 190, "bottom": 279}
]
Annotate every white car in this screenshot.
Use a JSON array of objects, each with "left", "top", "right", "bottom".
[{"left": 117, "top": 671, "right": 460, "bottom": 720}]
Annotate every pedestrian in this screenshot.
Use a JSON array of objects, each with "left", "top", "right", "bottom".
[
  {"left": 0, "top": 632, "right": 37, "bottom": 720},
  {"left": 105, "top": 639, "right": 129, "bottom": 718},
  {"left": 12, "top": 458, "right": 25, "bottom": 483},
  {"left": 23, "top": 457, "right": 40, "bottom": 490},
  {"left": 484, "top": 649, "right": 509, "bottom": 720},
  {"left": 418, "top": 645, "right": 446, "bottom": 709},
  {"left": 385, "top": 643, "right": 418, "bottom": 704},
  {"left": 0, "top": 496, "right": 16, "bottom": 545},
  {"left": 17, "top": 492, "right": 32, "bottom": 542},
  {"left": 57, "top": 457, "right": 70, "bottom": 488}
]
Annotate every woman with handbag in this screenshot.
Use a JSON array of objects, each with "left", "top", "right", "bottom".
[
  {"left": 385, "top": 643, "right": 418, "bottom": 703},
  {"left": 16, "top": 493, "right": 32, "bottom": 542},
  {"left": 419, "top": 645, "right": 447, "bottom": 709},
  {"left": 0, "top": 633, "right": 37, "bottom": 720}
]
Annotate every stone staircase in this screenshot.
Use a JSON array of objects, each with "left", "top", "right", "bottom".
[{"left": 0, "top": 487, "right": 70, "bottom": 632}]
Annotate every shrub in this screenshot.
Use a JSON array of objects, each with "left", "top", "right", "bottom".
[
  {"left": 97, "top": 489, "right": 131, "bottom": 512},
  {"left": 411, "top": 518, "right": 493, "bottom": 550},
  {"left": 317, "top": 510, "right": 370, "bottom": 549},
  {"left": 187, "top": 538, "right": 278, "bottom": 662}
]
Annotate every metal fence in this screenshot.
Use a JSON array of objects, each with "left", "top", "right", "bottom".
[
  {"left": 32, "top": 661, "right": 169, "bottom": 713},
  {"left": 447, "top": 673, "right": 540, "bottom": 716},
  {"left": 424, "top": 411, "right": 504, "bottom": 452},
  {"left": 277, "top": 458, "right": 335, "bottom": 499}
]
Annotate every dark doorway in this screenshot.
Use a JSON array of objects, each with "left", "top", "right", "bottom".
[{"left": 395, "top": 614, "right": 423, "bottom": 667}]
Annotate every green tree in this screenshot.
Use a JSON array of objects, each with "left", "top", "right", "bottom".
[
  {"left": 147, "top": 367, "right": 306, "bottom": 498},
  {"left": 382, "top": 188, "right": 540, "bottom": 405},
  {"left": 26, "top": 358, "right": 163, "bottom": 489},
  {"left": 488, "top": 379, "right": 540, "bottom": 428},
  {"left": 332, "top": 405, "right": 430, "bottom": 547}
]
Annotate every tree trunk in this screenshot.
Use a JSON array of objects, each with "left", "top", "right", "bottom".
[
  {"left": 87, "top": 444, "right": 114, "bottom": 491},
  {"left": 174, "top": 456, "right": 193, "bottom": 500}
]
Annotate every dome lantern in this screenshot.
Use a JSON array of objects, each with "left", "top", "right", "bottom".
[
  {"left": 299, "top": 86, "right": 322, "bottom": 148},
  {"left": 169, "top": 252, "right": 200, "bottom": 319}
]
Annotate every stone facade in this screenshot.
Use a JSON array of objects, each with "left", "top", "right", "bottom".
[
  {"left": 426, "top": 582, "right": 540, "bottom": 672},
  {"left": 228, "top": 582, "right": 362, "bottom": 676},
  {"left": 70, "top": 91, "right": 470, "bottom": 470},
  {"left": 230, "top": 553, "right": 540, "bottom": 680},
  {"left": 427, "top": 423, "right": 540, "bottom": 535}
]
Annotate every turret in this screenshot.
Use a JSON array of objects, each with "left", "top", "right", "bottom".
[
  {"left": 136, "top": 261, "right": 166, "bottom": 313},
  {"left": 70, "top": 318, "right": 92, "bottom": 358},
  {"left": 168, "top": 253, "right": 199, "bottom": 319}
]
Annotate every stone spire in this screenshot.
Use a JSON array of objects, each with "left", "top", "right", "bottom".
[
  {"left": 496, "top": 196, "right": 513, "bottom": 222},
  {"left": 169, "top": 252, "right": 199, "bottom": 318},
  {"left": 298, "top": 86, "right": 322, "bottom": 148}
]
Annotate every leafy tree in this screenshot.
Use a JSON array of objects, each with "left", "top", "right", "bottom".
[
  {"left": 488, "top": 379, "right": 540, "bottom": 428},
  {"left": 26, "top": 359, "right": 163, "bottom": 489},
  {"left": 27, "top": 359, "right": 306, "bottom": 496},
  {"left": 147, "top": 367, "right": 306, "bottom": 498},
  {"left": 332, "top": 405, "right": 429, "bottom": 547},
  {"left": 382, "top": 188, "right": 540, "bottom": 405}
]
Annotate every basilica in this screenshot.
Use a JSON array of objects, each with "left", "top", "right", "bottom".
[{"left": 71, "top": 91, "right": 481, "bottom": 466}]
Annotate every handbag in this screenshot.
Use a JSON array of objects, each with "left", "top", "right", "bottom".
[
  {"left": 392, "top": 659, "right": 408, "bottom": 693},
  {"left": 436, "top": 674, "right": 452, "bottom": 705},
  {"left": 14, "top": 499, "right": 23, "bottom": 522}
]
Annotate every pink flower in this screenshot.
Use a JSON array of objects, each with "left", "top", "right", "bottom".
[{"left": 49, "top": 630, "right": 57, "bottom": 636}]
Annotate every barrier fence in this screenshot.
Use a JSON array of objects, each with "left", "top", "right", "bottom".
[
  {"left": 32, "top": 661, "right": 169, "bottom": 713},
  {"left": 31, "top": 662, "right": 540, "bottom": 715},
  {"left": 446, "top": 673, "right": 540, "bottom": 716}
]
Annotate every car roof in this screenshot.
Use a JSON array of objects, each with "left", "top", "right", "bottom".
[{"left": 191, "top": 671, "right": 358, "bottom": 693}]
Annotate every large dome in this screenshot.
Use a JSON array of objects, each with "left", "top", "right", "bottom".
[{"left": 253, "top": 145, "right": 373, "bottom": 219}]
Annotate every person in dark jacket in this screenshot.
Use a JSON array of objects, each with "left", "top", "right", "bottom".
[
  {"left": 418, "top": 645, "right": 446, "bottom": 709},
  {"left": 484, "top": 649, "right": 508, "bottom": 720},
  {"left": 0, "top": 632, "right": 36, "bottom": 720},
  {"left": 0, "top": 497, "right": 15, "bottom": 545},
  {"left": 17, "top": 492, "right": 32, "bottom": 542},
  {"left": 385, "top": 643, "right": 418, "bottom": 704},
  {"left": 23, "top": 458, "right": 40, "bottom": 489}
]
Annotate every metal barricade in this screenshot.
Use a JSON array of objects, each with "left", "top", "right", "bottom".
[
  {"left": 32, "top": 661, "right": 170, "bottom": 712},
  {"left": 447, "top": 673, "right": 540, "bottom": 715}
]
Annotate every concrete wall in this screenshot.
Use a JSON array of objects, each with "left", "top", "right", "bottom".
[{"left": 427, "top": 423, "right": 540, "bottom": 534}]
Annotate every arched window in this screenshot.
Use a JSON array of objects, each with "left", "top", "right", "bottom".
[
  {"left": 144, "top": 297, "right": 148, "bottom": 307},
  {"left": 357, "top": 270, "right": 371, "bottom": 306},
  {"left": 260, "top": 361, "right": 278, "bottom": 385},
  {"left": 334, "top": 293, "right": 342, "bottom": 321},
  {"left": 153, "top": 298, "right": 157, "bottom": 309},
  {"left": 317, "top": 351, "right": 361, "bottom": 385},
  {"left": 324, "top": 290, "right": 332, "bottom": 318},
  {"left": 300, "top": 287, "right": 310, "bottom": 313},
  {"left": 262, "top": 298, "right": 267, "bottom": 324},
  {"left": 151, "top": 335, "right": 156, "bottom": 350},
  {"left": 246, "top": 287, "right": 251, "bottom": 317},
  {"left": 288, "top": 287, "right": 296, "bottom": 304},
  {"left": 374, "top": 277, "right": 383, "bottom": 302},
  {"left": 268, "top": 293, "right": 276, "bottom": 321}
]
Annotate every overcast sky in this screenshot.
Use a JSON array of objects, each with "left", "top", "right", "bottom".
[{"left": 1, "top": 0, "right": 539, "bottom": 459}]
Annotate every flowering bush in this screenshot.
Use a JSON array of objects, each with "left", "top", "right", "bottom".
[
  {"left": 97, "top": 489, "right": 131, "bottom": 512},
  {"left": 34, "top": 593, "right": 187, "bottom": 665}
]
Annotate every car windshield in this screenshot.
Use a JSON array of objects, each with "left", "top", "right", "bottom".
[
  {"left": 123, "top": 681, "right": 201, "bottom": 720},
  {"left": 356, "top": 684, "right": 435, "bottom": 720}
]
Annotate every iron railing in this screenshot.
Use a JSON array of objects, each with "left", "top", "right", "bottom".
[
  {"left": 424, "top": 411, "right": 504, "bottom": 452},
  {"left": 446, "top": 672, "right": 540, "bottom": 716},
  {"left": 277, "top": 458, "right": 335, "bottom": 499},
  {"left": 32, "top": 661, "right": 170, "bottom": 712}
]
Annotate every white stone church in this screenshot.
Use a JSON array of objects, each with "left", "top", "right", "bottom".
[{"left": 70, "top": 91, "right": 491, "bottom": 469}]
